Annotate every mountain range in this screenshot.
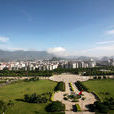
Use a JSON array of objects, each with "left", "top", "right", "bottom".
[
  {"left": 0, "top": 50, "right": 114, "bottom": 62},
  {"left": 0, "top": 50, "right": 54, "bottom": 61}
]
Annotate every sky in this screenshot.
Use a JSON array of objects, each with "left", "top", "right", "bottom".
[{"left": 0, "top": 0, "right": 114, "bottom": 57}]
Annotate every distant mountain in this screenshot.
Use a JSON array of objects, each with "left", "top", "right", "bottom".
[
  {"left": 0, "top": 50, "right": 113, "bottom": 62},
  {"left": 0, "top": 50, "right": 54, "bottom": 61}
]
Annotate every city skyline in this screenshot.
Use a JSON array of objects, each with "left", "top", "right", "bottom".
[{"left": 0, "top": 0, "right": 114, "bottom": 56}]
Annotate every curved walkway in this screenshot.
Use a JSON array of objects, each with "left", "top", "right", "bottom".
[{"left": 51, "top": 73, "right": 96, "bottom": 114}]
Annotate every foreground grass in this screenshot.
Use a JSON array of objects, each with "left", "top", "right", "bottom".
[
  {"left": 83, "top": 79, "right": 114, "bottom": 101},
  {"left": 0, "top": 80, "right": 64, "bottom": 114}
]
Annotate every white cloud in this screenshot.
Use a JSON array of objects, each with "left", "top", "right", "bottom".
[
  {"left": 0, "top": 44, "right": 25, "bottom": 51},
  {"left": 70, "top": 45, "right": 114, "bottom": 57},
  {"left": 47, "top": 47, "right": 68, "bottom": 56},
  {"left": 47, "top": 45, "right": 114, "bottom": 57},
  {"left": 47, "top": 47, "right": 66, "bottom": 53},
  {"left": 96, "top": 40, "right": 114, "bottom": 44},
  {"left": 106, "top": 29, "right": 114, "bottom": 35},
  {"left": 0, "top": 37, "right": 9, "bottom": 42}
]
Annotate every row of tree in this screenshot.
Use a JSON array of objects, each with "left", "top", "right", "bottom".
[
  {"left": 75, "top": 81, "right": 88, "bottom": 91},
  {"left": 0, "top": 66, "right": 114, "bottom": 76}
]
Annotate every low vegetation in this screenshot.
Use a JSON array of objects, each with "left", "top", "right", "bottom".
[
  {"left": 0, "top": 80, "right": 58, "bottom": 114},
  {"left": 88, "top": 97, "right": 114, "bottom": 113},
  {"left": 75, "top": 104, "right": 81, "bottom": 112},
  {"left": 24, "top": 77, "right": 39, "bottom": 82},
  {"left": 64, "top": 94, "right": 81, "bottom": 102},
  {"left": 83, "top": 79, "right": 114, "bottom": 113},
  {"left": 69, "top": 83, "right": 74, "bottom": 91},
  {"left": 54, "top": 82, "right": 65, "bottom": 92},
  {"left": 46, "top": 101, "right": 65, "bottom": 112},
  {"left": 75, "top": 81, "right": 88, "bottom": 91},
  {"left": 24, "top": 93, "right": 50, "bottom": 103}
]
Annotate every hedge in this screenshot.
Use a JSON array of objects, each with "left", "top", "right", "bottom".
[
  {"left": 69, "top": 83, "right": 74, "bottom": 91},
  {"left": 54, "top": 82, "right": 65, "bottom": 92},
  {"left": 75, "top": 81, "right": 88, "bottom": 91},
  {"left": 75, "top": 104, "right": 81, "bottom": 112},
  {"left": 50, "top": 92, "right": 55, "bottom": 101}
]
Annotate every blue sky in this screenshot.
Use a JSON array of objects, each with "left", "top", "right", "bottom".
[{"left": 0, "top": 0, "right": 114, "bottom": 56}]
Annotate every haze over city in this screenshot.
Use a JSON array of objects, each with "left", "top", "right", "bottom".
[{"left": 0, "top": 0, "right": 114, "bottom": 57}]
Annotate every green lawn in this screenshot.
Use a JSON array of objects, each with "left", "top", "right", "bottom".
[
  {"left": 0, "top": 80, "right": 64, "bottom": 114},
  {"left": 83, "top": 79, "right": 114, "bottom": 101}
]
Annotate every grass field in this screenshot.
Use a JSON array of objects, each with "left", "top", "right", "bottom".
[
  {"left": 0, "top": 80, "right": 64, "bottom": 114},
  {"left": 83, "top": 79, "right": 114, "bottom": 101}
]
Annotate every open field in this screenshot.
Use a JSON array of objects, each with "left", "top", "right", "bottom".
[
  {"left": 83, "top": 79, "right": 114, "bottom": 101},
  {"left": 0, "top": 80, "right": 64, "bottom": 114}
]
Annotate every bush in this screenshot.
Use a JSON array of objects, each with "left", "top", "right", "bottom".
[
  {"left": 24, "top": 77, "right": 39, "bottom": 82},
  {"left": 103, "top": 76, "right": 106, "bottom": 79},
  {"left": 64, "top": 97, "right": 68, "bottom": 100},
  {"left": 46, "top": 101, "right": 65, "bottom": 112},
  {"left": 82, "top": 97, "right": 86, "bottom": 100},
  {"left": 50, "top": 93, "right": 54, "bottom": 101},
  {"left": 98, "top": 76, "right": 101, "bottom": 79},
  {"left": 54, "top": 82, "right": 65, "bottom": 91},
  {"left": 63, "top": 94, "right": 67, "bottom": 96},
  {"left": 75, "top": 81, "right": 88, "bottom": 91},
  {"left": 24, "top": 93, "right": 48, "bottom": 103},
  {"left": 69, "top": 83, "right": 74, "bottom": 91},
  {"left": 89, "top": 101, "right": 110, "bottom": 113},
  {"left": 75, "top": 104, "right": 81, "bottom": 112},
  {"left": 72, "top": 99, "right": 79, "bottom": 102},
  {"left": 93, "top": 76, "right": 97, "bottom": 79}
]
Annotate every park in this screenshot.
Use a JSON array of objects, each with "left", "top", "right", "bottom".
[{"left": 0, "top": 73, "right": 114, "bottom": 114}]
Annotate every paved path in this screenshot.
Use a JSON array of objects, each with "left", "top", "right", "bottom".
[
  {"left": 51, "top": 73, "right": 97, "bottom": 114},
  {"left": 65, "top": 111, "right": 95, "bottom": 114},
  {"left": 53, "top": 82, "right": 75, "bottom": 111},
  {"left": 49, "top": 73, "right": 89, "bottom": 83},
  {"left": 72, "top": 83, "right": 96, "bottom": 111}
]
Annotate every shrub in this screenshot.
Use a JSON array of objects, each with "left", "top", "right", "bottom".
[
  {"left": 82, "top": 97, "right": 86, "bottom": 100},
  {"left": 24, "top": 77, "right": 39, "bottom": 82},
  {"left": 75, "top": 104, "right": 81, "bottom": 112},
  {"left": 103, "top": 76, "right": 106, "bottom": 79},
  {"left": 90, "top": 101, "right": 110, "bottom": 113},
  {"left": 63, "top": 94, "right": 67, "bottom": 96},
  {"left": 64, "top": 97, "right": 68, "bottom": 100},
  {"left": 46, "top": 101, "right": 65, "bottom": 112},
  {"left": 98, "top": 76, "right": 101, "bottom": 79},
  {"left": 69, "top": 83, "right": 74, "bottom": 91},
  {"left": 50, "top": 93, "right": 54, "bottom": 101},
  {"left": 72, "top": 99, "right": 79, "bottom": 102},
  {"left": 24, "top": 93, "right": 48, "bottom": 103},
  {"left": 93, "top": 76, "right": 97, "bottom": 79},
  {"left": 75, "top": 81, "right": 88, "bottom": 91},
  {"left": 54, "top": 82, "right": 65, "bottom": 91}
]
